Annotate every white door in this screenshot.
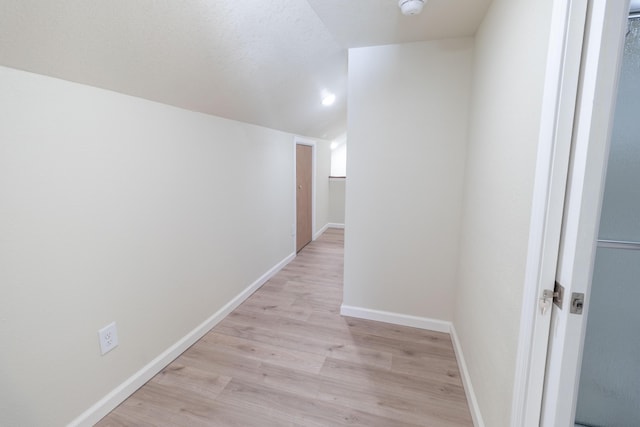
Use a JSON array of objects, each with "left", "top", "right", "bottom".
[
  {"left": 511, "top": 1, "right": 633, "bottom": 425},
  {"left": 540, "top": 1, "right": 630, "bottom": 425},
  {"left": 574, "top": 15, "right": 640, "bottom": 425}
]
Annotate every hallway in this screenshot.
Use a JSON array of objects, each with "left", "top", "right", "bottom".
[{"left": 97, "top": 229, "right": 472, "bottom": 426}]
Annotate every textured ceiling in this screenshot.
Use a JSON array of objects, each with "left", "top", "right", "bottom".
[
  {"left": 0, "top": 0, "right": 492, "bottom": 140},
  {"left": 306, "top": 0, "right": 491, "bottom": 48}
]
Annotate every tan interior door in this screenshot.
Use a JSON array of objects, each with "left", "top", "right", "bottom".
[{"left": 296, "top": 144, "right": 312, "bottom": 252}]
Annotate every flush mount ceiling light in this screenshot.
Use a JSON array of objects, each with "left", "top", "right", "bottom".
[
  {"left": 322, "top": 91, "right": 336, "bottom": 106},
  {"left": 399, "top": 0, "right": 425, "bottom": 16}
]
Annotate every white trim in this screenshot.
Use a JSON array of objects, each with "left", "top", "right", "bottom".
[
  {"left": 450, "top": 325, "right": 485, "bottom": 427},
  {"left": 540, "top": 1, "right": 629, "bottom": 424},
  {"left": 313, "top": 223, "right": 344, "bottom": 240},
  {"left": 339, "top": 305, "right": 483, "bottom": 425},
  {"left": 68, "top": 252, "right": 296, "bottom": 427},
  {"left": 313, "top": 223, "right": 329, "bottom": 240},
  {"left": 339, "top": 305, "right": 450, "bottom": 333},
  {"left": 511, "top": 0, "right": 589, "bottom": 425},
  {"left": 293, "top": 136, "right": 317, "bottom": 253}
]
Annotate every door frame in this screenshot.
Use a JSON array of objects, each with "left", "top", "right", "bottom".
[
  {"left": 293, "top": 136, "right": 316, "bottom": 254},
  {"left": 512, "top": 0, "right": 630, "bottom": 425},
  {"left": 540, "top": 1, "right": 628, "bottom": 425},
  {"left": 510, "top": 0, "right": 590, "bottom": 423}
]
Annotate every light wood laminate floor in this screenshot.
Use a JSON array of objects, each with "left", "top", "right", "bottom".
[{"left": 97, "top": 229, "right": 473, "bottom": 426}]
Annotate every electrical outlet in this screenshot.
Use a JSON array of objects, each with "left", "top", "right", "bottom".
[{"left": 98, "top": 322, "right": 119, "bottom": 355}]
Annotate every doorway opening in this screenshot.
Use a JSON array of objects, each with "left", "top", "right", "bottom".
[
  {"left": 572, "top": 12, "right": 640, "bottom": 427},
  {"left": 295, "top": 139, "right": 315, "bottom": 253},
  {"left": 512, "top": 1, "right": 632, "bottom": 425}
]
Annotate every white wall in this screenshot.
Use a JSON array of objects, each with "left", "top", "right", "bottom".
[
  {"left": 330, "top": 142, "right": 347, "bottom": 177},
  {"left": 329, "top": 178, "right": 346, "bottom": 225},
  {"left": 314, "top": 139, "right": 331, "bottom": 235},
  {"left": 0, "top": 66, "right": 329, "bottom": 426},
  {"left": 453, "top": 0, "right": 555, "bottom": 425},
  {"left": 329, "top": 138, "right": 346, "bottom": 226},
  {"left": 344, "top": 38, "right": 472, "bottom": 321}
]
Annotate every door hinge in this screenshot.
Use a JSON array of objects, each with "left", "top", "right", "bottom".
[{"left": 552, "top": 281, "right": 564, "bottom": 309}]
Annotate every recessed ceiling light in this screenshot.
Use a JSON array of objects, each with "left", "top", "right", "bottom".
[{"left": 322, "top": 92, "right": 336, "bottom": 106}]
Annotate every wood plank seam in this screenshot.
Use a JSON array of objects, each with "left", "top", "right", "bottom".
[{"left": 97, "top": 229, "right": 473, "bottom": 427}]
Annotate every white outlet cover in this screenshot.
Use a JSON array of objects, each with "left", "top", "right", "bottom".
[{"left": 98, "top": 322, "right": 119, "bottom": 355}]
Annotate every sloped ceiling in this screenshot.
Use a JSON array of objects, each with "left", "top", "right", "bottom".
[{"left": 0, "top": 0, "right": 491, "bottom": 140}]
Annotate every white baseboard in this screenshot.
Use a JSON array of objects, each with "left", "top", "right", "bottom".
[
  {"left": 312, "top": 223, "right": 344, "bottom": 241},
  {"left": 450, "top": 324, "right": 485, "bottom": 427},
  {"left": 340, "top": 305, "right": 483, "bottom": 426},
  {"left": 339, "top": 305, "right": 451, "bottom": 333},
  {"left": 69, "top": 252, "right": 296, "bottom": 427},
  {"left": 313, "top": 223, "right": 330, "bottom": 240}
]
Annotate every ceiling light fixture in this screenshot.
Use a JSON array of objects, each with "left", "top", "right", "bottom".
[
  {"left": 322, "top": 92, "right": 336, "bottom": 106},
  {"left": 399, "top": 0, "right": 425, "bottom": 16}
]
